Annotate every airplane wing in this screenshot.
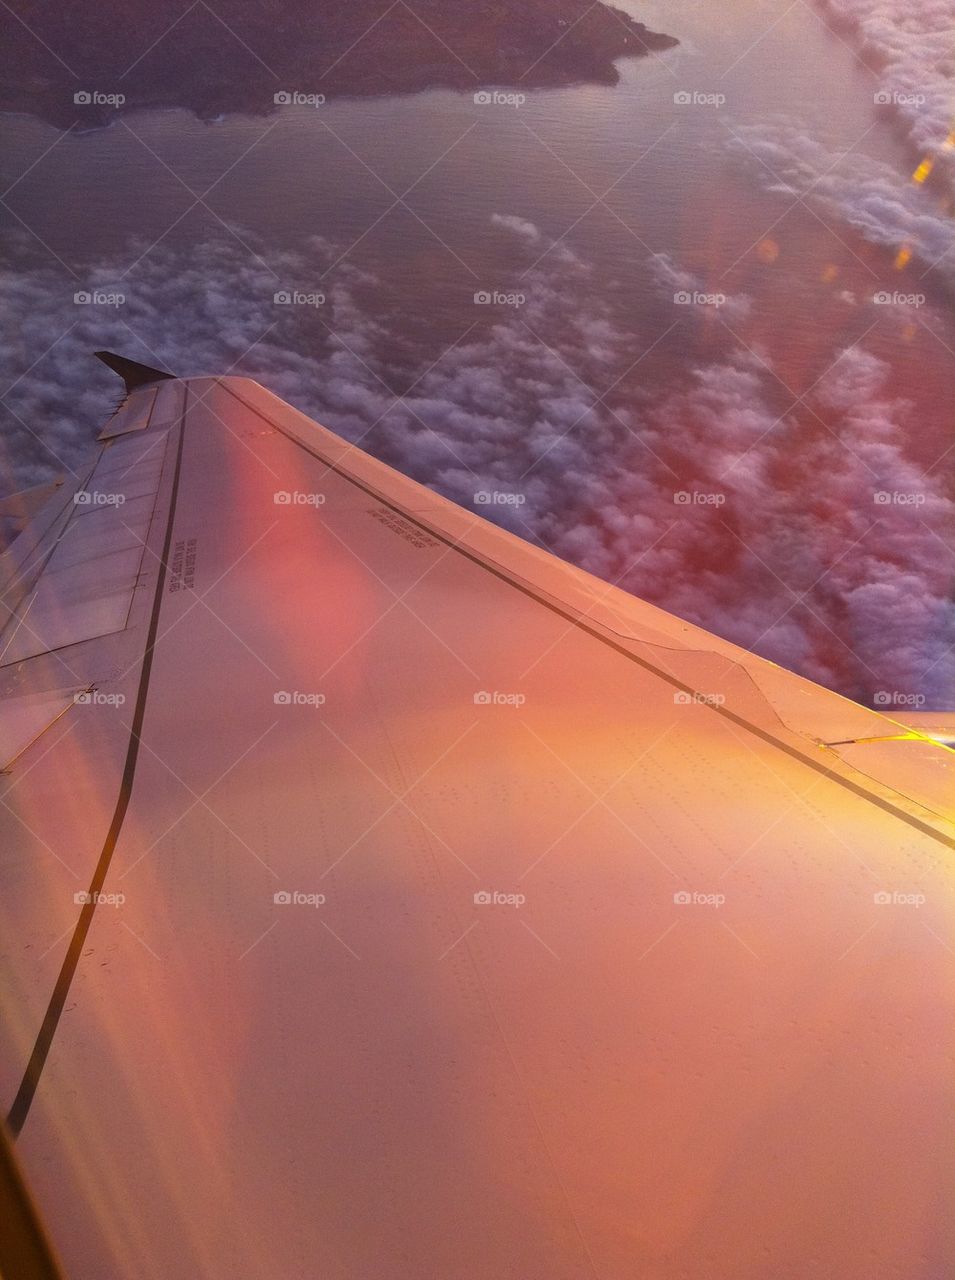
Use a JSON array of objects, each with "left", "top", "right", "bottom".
[{"left": 1, "top": 357, "right": 953, "bottom": 1279}]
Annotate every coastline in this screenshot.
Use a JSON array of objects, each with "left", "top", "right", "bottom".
[{"left": 0, "top": 1, "right": 677, "bottom": 130}]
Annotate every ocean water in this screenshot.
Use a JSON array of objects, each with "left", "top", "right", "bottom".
[{"left": 1, "top": 0, "right": 952, "bottom": 707}]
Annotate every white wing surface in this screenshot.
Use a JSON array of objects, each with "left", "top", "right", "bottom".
[{"left": 1, "top": 365, "right": 952, "bottom": 1279}]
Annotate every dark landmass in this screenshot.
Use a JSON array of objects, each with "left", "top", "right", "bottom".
[{"left": 1, "top": 0, "right": 677, "bottom": 128}]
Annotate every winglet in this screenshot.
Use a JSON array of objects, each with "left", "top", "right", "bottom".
[{"left": 95, "top": 351, "right": 176, "bottom": 393}]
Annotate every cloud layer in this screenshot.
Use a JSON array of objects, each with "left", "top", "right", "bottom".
[
  {"left": 728, "top": 118, "right": 955, "bottom": 284},
  {"left": 819, "top": 0, "right": 955, "bottom": 162},
  {"left": 1, "top": 215, "right": 951, "bottom": 710}
]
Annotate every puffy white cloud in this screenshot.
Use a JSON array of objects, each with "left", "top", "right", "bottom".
[
  {"left": 647, "top": 249, "right": 752, "bottom": 317},
  {"left": 819, "top": 0, "right": 955, "bottom": 161},
  {"left": 728, "top": 115, "right": 955, "bottom": 282},
  {"left": 490, "top": 213, "right": 542, "bottom": 242},
  {"left": 648, "top": 252, "right": 753, "bottom": 322}
]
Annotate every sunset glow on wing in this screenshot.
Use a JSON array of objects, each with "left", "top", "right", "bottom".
[{"left": 1, "top": 368, "right": 952, "bottom": 1278}]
